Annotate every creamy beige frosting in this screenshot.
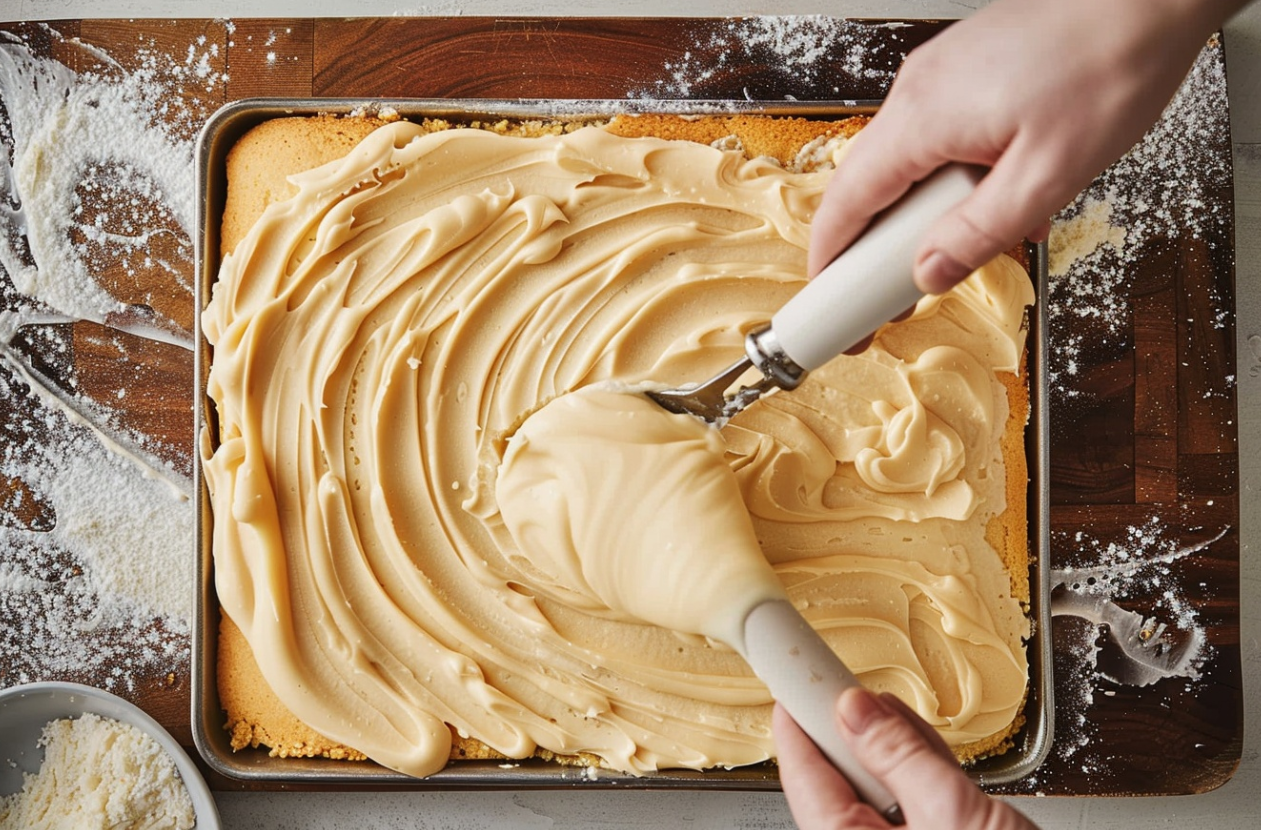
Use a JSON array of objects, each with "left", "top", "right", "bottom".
[
  {"left": 497, "top": 384, "right": 788, "bottom": 652},
  {"left": 201, "top": 120, "right": 1035, "bottom": 777}
]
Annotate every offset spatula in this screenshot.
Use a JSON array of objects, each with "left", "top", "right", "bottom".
[
  {"left": 647, "top": 163, "right": 983, "bottom": 424},
  {"left": 649, "top": 164, "right": 983, "bottom": 825}
]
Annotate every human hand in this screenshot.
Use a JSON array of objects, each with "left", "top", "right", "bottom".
[
  {"left": 774, "top": 688, "right": 1038, "bottom": 830},
  {"left": 810, "top": 0, "right": 1247, "bottom": 294}
]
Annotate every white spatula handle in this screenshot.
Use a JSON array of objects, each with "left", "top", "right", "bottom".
[
  {"left": 771, "top": 163, "right": 982, "bottom": 372},
  {"left": 742, "top": 599, "right": 904, "bottom": 825}
]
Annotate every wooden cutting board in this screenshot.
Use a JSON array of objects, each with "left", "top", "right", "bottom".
[{"left": 0, "top": 16, "right": 1241, "bottom": 796}]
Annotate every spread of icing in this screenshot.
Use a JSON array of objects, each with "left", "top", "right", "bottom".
[
  {"left": 497, "top": 384, "right": 788, "bottom": 654},
  {"left": 201, "top": 120, "right": 1034, "bottom": 777}
]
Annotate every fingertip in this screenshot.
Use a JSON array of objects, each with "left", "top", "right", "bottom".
[
  {"left": 772, "top": 703, "right": 828, "bottom": 773},
  {"left": 914, "top": 143, "right": 1076, "bottom": 293},
  {"left": 1026, "top": 218, "right": 1052, "bottom": 244},
  {"left": 771, "top": 702, "right": 800, "bottom": 744},
  {"left": 835, "top": 688, "right": 936, "bottom": 769}
]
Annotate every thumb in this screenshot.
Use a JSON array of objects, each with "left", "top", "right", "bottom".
[{"left": 835, "top": 688, "right": 1024, "bottom": 829}]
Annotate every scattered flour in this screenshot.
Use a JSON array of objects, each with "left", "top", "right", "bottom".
[
  {"left": 392, "top": 3, "right": 467, "bottom": 15},
  {"left": 1, "top": 25, "right": 203, "bottom": 690},
  {"left": 0, "top": 713, "right": 195, "bottom": 830},
  {"left": 0, "top": 33, "right": 199, "bottom": 326},
  {"left": 227, "top": 25, "right": 303, "bottom": 68},
  {"left": 1048, "top": 195, "right": 1126, "bottom": 279},
  {"left": 1056, "top": 519, "right": 1220, "bottom": 634},
  {"left": 1025, "top": 41, "right": 1232, "bottom": 789},
  {"left": 1046, "top": 37, "right": 1232, "bottom": 397},
  {"left": 1010, "top": 515, "right": 1228, "bottom": 794},
  {"left": 632, "top": 16, "right": 905, "bottom": 99}
]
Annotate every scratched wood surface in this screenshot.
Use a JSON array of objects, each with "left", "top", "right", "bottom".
[{"left": 0, "top": 16, "right": 1241, "bottom": 796}]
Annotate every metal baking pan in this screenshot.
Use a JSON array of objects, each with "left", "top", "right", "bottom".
[{"left": 192, "top": 97, "right": 1052, "bottom": 788}]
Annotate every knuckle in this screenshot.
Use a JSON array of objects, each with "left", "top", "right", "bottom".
[
  {"left": 952, "top": 206, "right": 1010, "bottom": 262},
  {"left": 892, "top": 48, "right": 941, "bottom": 93},
  {"left": 854, "top": 714, "right": 936, "bottom": 777},
  {"left": 823, "top": 802, "right": 889, "bottom": 830}
]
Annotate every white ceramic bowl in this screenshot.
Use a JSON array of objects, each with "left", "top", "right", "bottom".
[{"left": 0, "top": 681, "right": 221, "bottom": 829}]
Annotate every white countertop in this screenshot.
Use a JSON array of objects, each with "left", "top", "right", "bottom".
[{"left": 1, "top": 1, "right": 1256, "bottom": 827}]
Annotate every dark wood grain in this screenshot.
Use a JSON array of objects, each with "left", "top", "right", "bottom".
[
  {"left": 1036, "top": 503, "right": 1241, "bottom": 795},
  {"left": 225, "top": 19, "right": 315, "bottom": 99},
  {"left": 0, "top": 15, "right": 1241, "bottom": 798},
  {"left": 1132, "top": 247, "right": 1179, "bottom": 503},
  {"left": 71, "top": 324, "right": 194, "bottom": 475},
  {"left": 314, "top": 17, "right": 693, "bottom": 99},
  {"left": 1049, "top": 361, "right": 1138, "bottom": 505},
  {"left": 308, "top": 17, "right": 943, "bottom": 100},
  {"left": 0, "top": 19, "right": 82, "bottom": 66}
]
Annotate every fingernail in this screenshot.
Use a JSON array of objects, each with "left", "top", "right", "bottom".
[
  {"left": 837, "top": 687, "right": 892, "bottom": 736},
  {"left": 918, "top": 250, "right": 971, "bottom": 293}
]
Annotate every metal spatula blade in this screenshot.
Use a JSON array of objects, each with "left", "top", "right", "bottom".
[
  {"left": 645, "top": 327, "right": 803, "bottom": 424},
  {"left": 646, "top": 164, "right": 982, "bottom": 424},
  {"left": 645, "top": 355, "right": 761, "bottom": 423}
]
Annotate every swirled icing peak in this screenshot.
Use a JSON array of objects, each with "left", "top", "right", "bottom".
[{"left": 497, "top": 384, "right": 787, "bottom": 652}]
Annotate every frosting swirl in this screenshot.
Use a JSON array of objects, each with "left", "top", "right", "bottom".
[
  {"left": 497, "top": 384, "right": 788, "bottom": 652},
  {"left": 202, "top": 120, "right": 1034, "bottom": 777}
]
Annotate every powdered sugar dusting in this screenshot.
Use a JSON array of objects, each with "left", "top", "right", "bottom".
[
  {"left": 0, "top": 408, "right": 191, "bottom": 688},
  {"left": 1047, "top": 37, "right": 1231, "bottom": 397},
  {"left": 1030, "top": 40, "right": 1234, "bottom": 785},
  {"left": 1049, "top": 195, "right": 1126, "bottom": 279},
  {"left": 632, "top": 16, "right": 906, "bottom": 99},
  {"left": 0, "top": 25, "right": 203, "bottom": 690},
  {"left": 1010, "top": 516, "right": 1228, "bottom": 794},
  {"left": 392, "top": 3, "right": 467, "bottom": 15},
  {"left": 227, "top": 25, "right": 303, "bottom": 70},
  {"left": 0, "top": 29, "right": 205, "bottom": 328},
  {"left": 1060, "top": 520, "right": 1218, "bottom": 618}
]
